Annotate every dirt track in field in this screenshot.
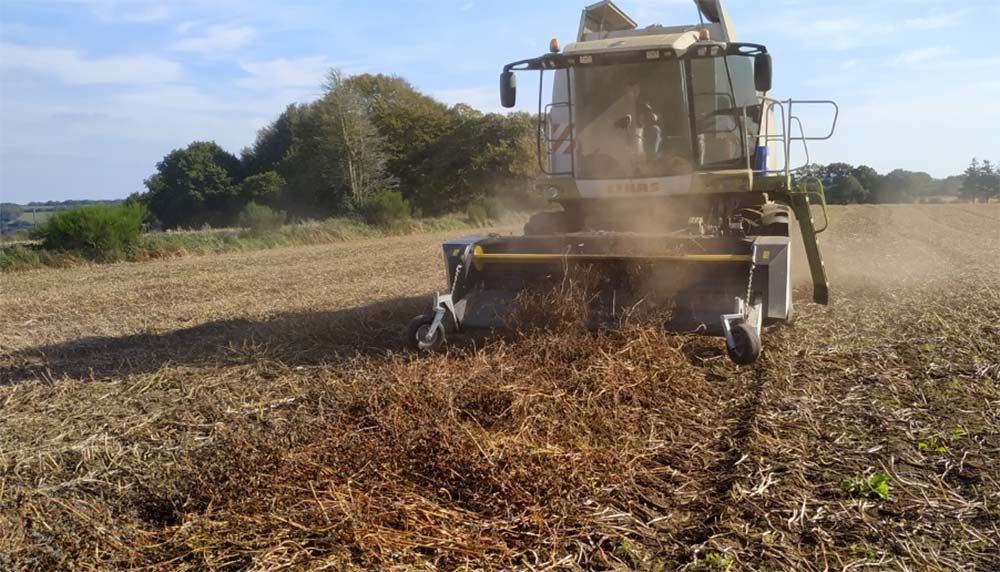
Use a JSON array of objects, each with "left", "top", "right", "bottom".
[{"left": 1, "top": 205, "right": 999, "bottom": 571}]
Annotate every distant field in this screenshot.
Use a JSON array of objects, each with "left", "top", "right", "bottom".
[
  {"left": 1, "top": 204, "right": 998, "bottom": 571},
  {"left": 7, "top": 202, "right": 120, "bottom": 228},
  {"left": 15, "top": 208, "right": 55, "bottom": 225},
  {"left": 0, "top": 213, "right": 506, "bottom": 271}
]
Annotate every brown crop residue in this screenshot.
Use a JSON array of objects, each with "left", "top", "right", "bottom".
[{"left": 1, "top": 205, "right": 999, "bottom": 571}]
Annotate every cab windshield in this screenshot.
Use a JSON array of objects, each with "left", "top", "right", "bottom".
[{"left": 570, "top": 54, "right": 760, "bottom": 179}]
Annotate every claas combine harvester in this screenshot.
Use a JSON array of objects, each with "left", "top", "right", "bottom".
[{"left": 408, "top": 0, "right": 839, "bottom": 364}]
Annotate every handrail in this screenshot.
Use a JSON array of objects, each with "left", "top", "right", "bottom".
[
  {"left": 795, "top": 176, "right": 830, "bottom": 234},
  {"left": 789, "top": 115, "right": 810, "bottom": 173},
  {"left": 759, "top": 97, "right": 789, "bottom": 177},
  {"left": 788, "top": 100, "right": 839, "bottom": 141},
  {"left": 542, "top": 102, "right": 574, "bottom": 176},
  {"left": 741, "top": 105, "right": 752, "bottom": 173},
  {"left": 536, "top": 69, "right": 575, "bottom": 177},
  {"left": 758, "top": 97, "right": 839, "bottom": 180}
]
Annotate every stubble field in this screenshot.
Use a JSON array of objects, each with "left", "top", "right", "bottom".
[{"left": 1, "top": 204, "right": 998, "bottom": 571}]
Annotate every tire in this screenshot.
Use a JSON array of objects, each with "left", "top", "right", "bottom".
[
  {"left": 752, "top": 204, "right": 791, "bottom": 237},
  {"left": 727, "top": 322, "right": 762, "bottom": 365},
  {"left": 406, "top": 314, "right": 444, "bottom": 352}
]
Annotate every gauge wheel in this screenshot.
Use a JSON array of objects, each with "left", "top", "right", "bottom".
[
  {"left": 727, "top": 322, "right": 762, "bottom": 365},
  {"left": 407, "top": 314, "right": 444, "bottom": 352}
]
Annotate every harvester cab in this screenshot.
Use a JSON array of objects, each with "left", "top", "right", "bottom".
[{"left": 408, "top": 0, "right": 839, "bottom": 364}]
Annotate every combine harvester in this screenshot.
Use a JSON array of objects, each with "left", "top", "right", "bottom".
[{"left": 408, "top": 0, "right": 839, "bottom": 364}]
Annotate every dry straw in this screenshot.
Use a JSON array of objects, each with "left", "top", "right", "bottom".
[{"left": 1, "top": 204, "right": 998, "bottom": 571}]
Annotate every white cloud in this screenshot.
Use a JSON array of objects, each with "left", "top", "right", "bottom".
[
  {"left": 894, "top": 46, "right": 954, "bottom": 65},
  {"left": 74, "top": 0, "right": 173, "bottom": 23},
  {"left": 967, "top": 57, "right": 1000, "bottom": 69},
  {"left": 174, "top": 20, "right": 201, "bottom": 34},
  {"left": 0, "top": 42, "right": 182, "bottom": 85},
  {"left": 778, "top": 16, "right": 881, "bottom": 51},
  {"left": 238, "top": 57, "right": 334, "bottom": 91},
  {"left": 808, "top": 18, "right": 868, "bottom": 51},
  {"left": 903, "top": 11, "right": 966, "bottom": 30},
  {"left": 919, "top": 55, "right": 1000, "bottom": 74},
  {"left": 172, "top": 24, "right": 256, "bottom": 53},
  {"left": 112, "top": 84, "right": 224, "bottom": 112},
  {"left": 811, "top": 18, "right": 856, "bottom": 33},
  {"left": 121, "top": 3, "right": 172, "bottom": 23},
  {"left": 974, "top": 79, "right": 1000, "bottom": 93}
]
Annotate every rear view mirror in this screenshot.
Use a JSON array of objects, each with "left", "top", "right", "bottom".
[
  {"left": 754, "top": 53, "right": 772, "bottom": 93},
  {"left": 500, "top": 70, "right": 516, "bottom": 108}
]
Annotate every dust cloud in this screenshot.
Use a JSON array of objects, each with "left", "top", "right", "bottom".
[{"left": 791, "top": 203, "right": 1000, "bottom": 290}]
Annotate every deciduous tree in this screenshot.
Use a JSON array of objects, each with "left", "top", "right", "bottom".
[
  {"left": 321, "top": 70, "right": 397, "bottom": 208},
  {"left": 143, "top": 141, "right": 243, "bottom": 228},
  {"left": 240, "top": 171, "right": 285, "bottom": 208},
  {"left": 241, "top": 105, "right": 296, "bottom": 176}
]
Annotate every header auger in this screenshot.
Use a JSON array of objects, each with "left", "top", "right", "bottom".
[{"left": 408, "top": 0, "right": 838, "bottom": 364}]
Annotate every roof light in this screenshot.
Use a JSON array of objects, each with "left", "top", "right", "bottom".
[
  {"left": 549, "top": 38, "right": 561, "bottom": 53},
  {"left": 698, "top": 28, "right": 711, "bottom": 41}
]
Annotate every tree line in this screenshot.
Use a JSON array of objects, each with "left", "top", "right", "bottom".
[
  {"left": 131, "top": 66, "right": 997, "bottom": 229},
  {"left": 136, "top": 71, "right": 538, "bottom": 229},
  {"left": 808, "top": 159, "right": 998, "bottom": 205}
]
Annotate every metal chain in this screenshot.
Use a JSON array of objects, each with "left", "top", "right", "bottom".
[
  {"left": 745, "top": 258, "right": 756, "bottom": 317},
  {"left": 451, "top": 245, "right": 472, "bottom": 294},
  {"left": 451, "top": 261, "right": 463, "bottom": 294}
]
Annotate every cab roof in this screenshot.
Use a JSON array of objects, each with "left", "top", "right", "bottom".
[{"left": 564, "top": 31, "right": 703, "bottom": 57}]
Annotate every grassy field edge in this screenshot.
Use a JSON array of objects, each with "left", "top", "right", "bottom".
[{"left": 0, "top": 213, "right": 522, "bottom": 272}]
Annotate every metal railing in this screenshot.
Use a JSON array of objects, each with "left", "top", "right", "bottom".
[
  {"left": 542, "top": 101, "right": 574, "bottom": 177},
  {"left": 759, "top": 97, "right": 839, "bottom": 179},
  {"left": 537, "top": 70, "right": 575, "bottom": 177}
]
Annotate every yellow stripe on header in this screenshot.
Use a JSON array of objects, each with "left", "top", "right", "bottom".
[{"left": 471, "top": 249, "right": 752, "bottom": 270}]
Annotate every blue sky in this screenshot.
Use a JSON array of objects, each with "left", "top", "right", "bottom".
[{"left": 1, "top": 0, "right": 996, "bottom": 203}]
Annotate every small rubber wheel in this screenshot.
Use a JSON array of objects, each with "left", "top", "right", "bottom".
[
  {"left": 406, "top": 314, "right": 444, "bottom": 352},
  {"left": 727, "top": 323, "right": 762, "bottom": 365}
]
